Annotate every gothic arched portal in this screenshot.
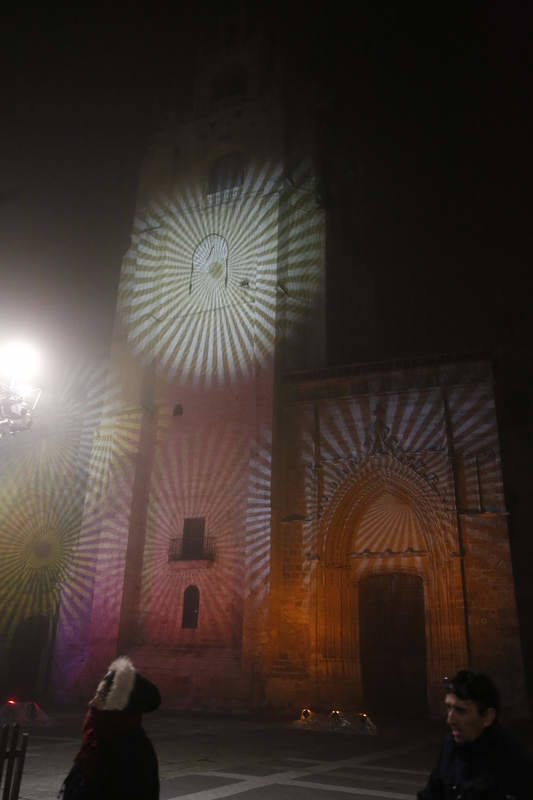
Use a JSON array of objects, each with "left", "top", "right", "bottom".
[{"left": 315, "top": 454, "right": 468, "bottom": 716}]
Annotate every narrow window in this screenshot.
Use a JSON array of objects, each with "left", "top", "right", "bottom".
[
  {"left": 182, "top": 585, "right": 200, "bottom": 629},
  {"left": 182, "top": 517, "right": 205, "bottom": 559}
]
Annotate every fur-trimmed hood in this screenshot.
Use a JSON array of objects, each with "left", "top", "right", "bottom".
[{"left": 95, "top": 656, "right": 161, "bottom": 714}]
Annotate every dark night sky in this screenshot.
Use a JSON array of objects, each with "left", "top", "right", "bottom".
[{"left": 1, "top": 4, "right": 531, "bottom": 373}]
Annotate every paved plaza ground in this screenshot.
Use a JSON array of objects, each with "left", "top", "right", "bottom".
[{"left": 11, "top": 709, "right": 533, "bottom": 800}]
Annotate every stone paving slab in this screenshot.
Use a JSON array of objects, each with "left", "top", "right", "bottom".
[
  {"left": 365, "top": 743, "right": 439, "bottom": 773},
  {"left": 15, "top": 711, "right": 531, "bottom": 800},
  {"left": 191, "top": 785, "right": 411, "bottom": 800},
  {"left": 160, "top": 774, "right": 241, "bottom": 799},
  {"left": 297, "top": 769, "right": 421, "bottom": 792},
  {"left": 215, "top": 765, "right": 289, "bottom": 776},
  {"left": 18, "top": 729, "right": 426, "bottom": 800}
]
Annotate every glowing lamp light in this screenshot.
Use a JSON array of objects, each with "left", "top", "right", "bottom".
[
  {"left": 7, "top": 699, "right": 16, "bottom": 705},
  {"left": 0, "top": 340, "right": 42, "bottom": 437},
  {"left": 329, "top": 708, "right": 345, "bottom": 728},
  {"left": 359, "top": 711, "right": 377, "bottom": 734},
  {"left": 10, "top": 382, "right": 33, "bottom": 400},
  {"left": 0, "top": 341, "right": 40, "bottom": 384},
  {"left": 300, "top": 707, "right": 312, "bottom": 720}
]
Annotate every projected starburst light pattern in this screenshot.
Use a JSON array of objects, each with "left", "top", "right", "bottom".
[
  {"left": 0, "top": 359, "right": 113, "bottom": 644},
  {"left": 292, "top": 377, "right": 505, "bottom": 564},
  {"left": 446, "top": 382, "right": 505, "bottom": 511},
  {"left": 354, "top": 489, "right": 426, "bottom": 553},
  {"left": 50, "top": 402, "right": 174, "bottom": 698},
  {"left": 138, "top": 419, "right": 271, "bottom": 646},
  {"left": 140, "top": 423, "right": 248, "bottom": 643},
  {"left": 119, "top": 159, "right": 323, "bottom": 385},
  {"left": 0, "top": 485, "right": 79, "bottom": 641},
  {"left": 243, "top": 423, "right": 272, "bottom": 601}
]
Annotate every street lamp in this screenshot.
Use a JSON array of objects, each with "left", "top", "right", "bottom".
[{"left": 0, "top": 342, "right": 41, "bottom": 437}]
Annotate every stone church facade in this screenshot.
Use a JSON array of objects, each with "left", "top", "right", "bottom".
[
  {"left": 268, "top": 358, "right": 526, "bottom": 717},
  {"left": 0, "top": 14, "right": 527, "bottom": 720}
]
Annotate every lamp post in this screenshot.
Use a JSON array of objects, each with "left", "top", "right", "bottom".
[{"left": 0, "top": 342, "right": 41, "bottom": 437}]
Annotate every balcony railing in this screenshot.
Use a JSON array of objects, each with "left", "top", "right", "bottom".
[{"left": 168, "top": 536, "right": 216, "bottom": 563}]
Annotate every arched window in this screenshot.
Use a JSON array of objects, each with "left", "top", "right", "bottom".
[
  {"left": 182, "top": 585, "right": 200, "bottom": 629},
  {"left": 190, "top": 236, "right": 228, "bottom": 293}
]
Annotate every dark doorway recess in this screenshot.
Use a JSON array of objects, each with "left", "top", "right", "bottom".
[
  {"left": 359, "top": 572, "right": 427, "bottom": 717},
  {"left": 7, "top": 615, "right": 51, "bottom": 700}
]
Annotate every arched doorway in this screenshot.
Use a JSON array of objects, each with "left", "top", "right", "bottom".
[
  {"left": 316, "top": 455, "right": 468, "bottom": 716},
  {"left": 359, "top": 572, "right": 427, "bottom": 716}
]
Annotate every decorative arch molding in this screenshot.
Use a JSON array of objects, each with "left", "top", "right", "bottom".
[
  {"left": 318, "top": 453, "right": 454, "bottom": 565},
  {"left": 312, "top": 453, "right": 467, "bottom": 716}
]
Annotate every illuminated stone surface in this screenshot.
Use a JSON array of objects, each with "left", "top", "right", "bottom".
[
  {"left": 0, "top": 33, "right": 527, "bottom": 721},
  {"left": 49, "top": 42, "right": 326, "bottom": 712},
  {"left": 267, "top": 359, "right": 527, "bottom": 717}
]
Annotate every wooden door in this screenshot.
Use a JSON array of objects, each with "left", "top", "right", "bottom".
[{"left": 359, "top": 572, "right": 427, "bottom": 716}]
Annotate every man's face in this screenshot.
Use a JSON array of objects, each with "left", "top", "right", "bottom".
[{"left": 445, "top": 692, "right": 495, "bottom": 744}]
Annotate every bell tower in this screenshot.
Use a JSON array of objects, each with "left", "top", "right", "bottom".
[{"left": 72, "top": 10, "right": 325, "bottom": 710}]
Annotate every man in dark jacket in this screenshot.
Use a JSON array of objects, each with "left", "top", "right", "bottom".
[
  {"left": 59, "top": 656, "right": 161, "bottom": 800},
  {"left": 418, "top": 670, "right": 533, "bottom": 799}
]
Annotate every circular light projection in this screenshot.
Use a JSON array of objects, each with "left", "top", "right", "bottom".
[
  {"left": 0, "top": 491, "right": 75, "bottom": 640},
  {"left": 118, "top": 159, "right": 323, "bottom": 386},
  {"left": 0, "top": 358, "right": 124, "bottom": 645}
]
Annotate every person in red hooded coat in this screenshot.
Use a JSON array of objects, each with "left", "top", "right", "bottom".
[{"left": 59, "top": 656, "right": 161, "bottom": 800}]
